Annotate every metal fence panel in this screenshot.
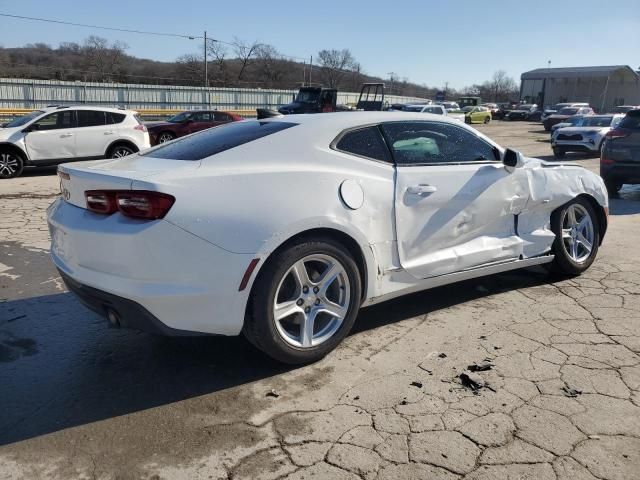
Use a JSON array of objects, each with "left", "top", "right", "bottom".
[{"left": 0, "top": 78, "right": 427, "bottom": 111}]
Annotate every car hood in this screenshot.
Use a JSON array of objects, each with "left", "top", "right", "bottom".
[
  {"left": 555, "top": 126, "right": 608, "bottom": 134},
  {"left": 0, "top": 126, "right": 23, "bottom": 141}
]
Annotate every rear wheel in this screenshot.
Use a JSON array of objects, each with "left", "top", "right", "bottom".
[
  {"left": 550, "top": 197, "right": 600, "bottom": 275},
  {"left": 244, "top": 238, "right": 362, "bottom": 364},
  {"left": 0, "top": 150, "right": 25, "bottom": 179},
  {"left": 483, "top": 116, "right": 490, "bottom": 124},
  {"left": 157, "top": 132, "right": 175, "bottom": 144},
  {"left": 108, "top": 144, "right": 136, "bottom": 158}
]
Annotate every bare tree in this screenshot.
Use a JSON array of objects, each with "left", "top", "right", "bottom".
[
  {"left": 484, "top": 70, "right": 517, "bottom": 102},
  {"left": 82, "top": 36, "right": 128, "bottom": 82},
  {"left": 176, "top": 53, "right": 203, "bottom": 86},
  {"left": 317, "top": 49, "right": 355, "bottom": 89},
  {"left": 232, "top": 37, "right": 261, "bottom": 81},
  {"left": 255, "top": 44, "right": 287, "bottom": 88},
  {"left": 205, "top": 40, "right": 230, "bottom": 87}
]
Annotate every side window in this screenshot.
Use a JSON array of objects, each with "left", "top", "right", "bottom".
[
  {"left": 32, "top": 111, "right": 76, "bottom": 131},
  {"left": 106, "top": 112, "right": 126, "bottom": 124},
  {"left": 194, "top": 112, "right": 212, "bottom": 122},
  {"left": 214, "top": 112, "right": 230, "bottom": 121},
  {"left": 334, "top": 126, "right": 391, "bottom": 163},
  {"left": 382, "top": 121, "right": 499, "bottom": 165},
  {"left": 77, "top": 110, "right": 106, "bottom": 127}
]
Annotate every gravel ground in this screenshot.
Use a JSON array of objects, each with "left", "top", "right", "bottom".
[{"left": 1, "top": 120, "right": 639, "bottom": 480}]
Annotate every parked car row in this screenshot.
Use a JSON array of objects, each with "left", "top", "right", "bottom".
[{"left": 0, "top": 106, "right": 241, "bottom": 178}]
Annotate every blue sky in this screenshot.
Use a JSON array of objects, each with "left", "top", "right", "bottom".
[{"left": 1, "top": 0, "right": 639, "bottom": 89}]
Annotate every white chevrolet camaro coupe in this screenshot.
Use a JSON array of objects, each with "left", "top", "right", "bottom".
[{"left": 47, "top": 112, "right": 608, "bottom": 363}]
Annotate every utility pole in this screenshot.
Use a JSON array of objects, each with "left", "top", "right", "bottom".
[
  {"left": 309, "top": 55, "right": 313, "bottom": 85},
  {"left": 204, "top": 30, "right": 208, "bottom": 88}
]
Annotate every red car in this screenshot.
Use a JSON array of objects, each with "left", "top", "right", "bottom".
[{"left": 147, "top": 110, "right": 242, "bottom": 145}]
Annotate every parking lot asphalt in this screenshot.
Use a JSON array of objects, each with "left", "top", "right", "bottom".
[{"left": 1, "top": 120, "right": 640, "bottom": 480}]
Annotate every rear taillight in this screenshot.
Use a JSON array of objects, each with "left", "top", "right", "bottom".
[
  {"left": 605, "top": 128, "right": 630, "bottom": 139},
  {"left": 85, "top": 191, "right": 118, "bottom": 214},
  {"left": 134, "top": 124, "right": 147, "bottom": 132},
  {"left": 600, "top": 157, "right": 615, "bottom": 165},
  {"left": 85, "top": 190, "right": 175, "bottom": 219}
]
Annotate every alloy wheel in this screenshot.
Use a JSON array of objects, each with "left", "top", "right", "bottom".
[
  {"left": 273, "top": 254, "right": 351, "bottom": 348},
  {"left": 158, "top": 133, "right": 174, "bottom": 143},
  {"left": 561, "top": 203, "right": 595, "bottom": 263},
  {"left": 112, "top": 147, "right": 133, "bottom": 158},
  {"left": 0, "top": 153, "right": 20, "bottom": 178}
]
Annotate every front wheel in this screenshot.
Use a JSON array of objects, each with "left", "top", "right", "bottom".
[
  {"left": 550, "top": 197, "right": 600, "bottom": 275},
  {"left": 0, "top": 150, "right": 25, "bottom": 179},
  {"left": 244, "top": 238, "right": 362, "bottom": 364},
  {"left": 483, "top": 116, "right": 490, "bottom": 124},
  {"left": 553, "top": 147, "right": 565, "bottom": 159},
  {"left": 157, "top": 132, "right": 175, "bottom": 144}
]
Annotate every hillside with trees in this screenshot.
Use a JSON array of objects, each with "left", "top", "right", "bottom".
[{"left": 0, "top": 36, "right": 519, "bottom": 101}]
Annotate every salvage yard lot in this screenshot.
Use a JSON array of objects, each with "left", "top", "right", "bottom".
[{"left": 1, "top": 120, "right": 640, "bottom": 479}]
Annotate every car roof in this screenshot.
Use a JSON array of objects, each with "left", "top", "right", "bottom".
[{"left": 39, "top": 105, "right": 138, "bottom": 114}]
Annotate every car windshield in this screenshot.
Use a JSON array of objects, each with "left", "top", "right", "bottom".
[
  {"left": 582, "top": 116, "right": 613, "bottom": 127},
  {"left": 462, "top": 106, "right": 474, "bottom": 112},
  {"left": 516, "top": 106, "right": 531, "bottom": 111},
  {"left": 167, "top": 112, "right": 194, "bottom": 123},
  {"left": 613, "top": 106, "right": 633, "bottom": 113},
  {"left": 558, "top": 107, "right": 579, "bottom": 115},
  {"left": 403, "top": 106, "right": 424, "bottom": 112},
  {"left": 619, "top": 110, "right": 640, "bottom": 130},
  {"left": 551, "top": 104, "right": 569, "bottom": 111},
  {"left": 295, "top": 90, "right": 321, "bottom": 104},
  {"left": 566, "top": 116, "right": 583, "bottom": 125},
  {"left": 4, "top": 110, "right": 44, "bottom": 128}
]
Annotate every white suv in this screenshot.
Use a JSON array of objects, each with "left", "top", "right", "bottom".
[{"left": 0, "top": 106, "right": 150, "bottom": 178}]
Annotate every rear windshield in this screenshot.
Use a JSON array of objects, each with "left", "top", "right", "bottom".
[
  {"left": 619, "top": 110, "right": 640, "bottom": 130},
  {"left": 142, "top": 120, "right": 297, "bottom": 160}
]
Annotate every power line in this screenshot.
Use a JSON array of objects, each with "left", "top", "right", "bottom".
[
  {"left": 0, "top": 12, "right": 309, "bottom": 60},
  {"left": 0, "top": 13, "right": 204, "bottom": 40}
]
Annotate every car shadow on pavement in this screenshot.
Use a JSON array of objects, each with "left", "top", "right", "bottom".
[
  {"left": 20, "top": 166, "right": 58, "bottom": 177},
  {"left": 0, "top": 240, "right": 556, "bottom": 446}
]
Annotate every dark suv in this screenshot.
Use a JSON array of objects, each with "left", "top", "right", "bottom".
[
  {"left": 146, "top": 110, "right": 242, "bottom": 145},
  {"left": 600, "top": 109, "right": 640, "bottom": 195}
]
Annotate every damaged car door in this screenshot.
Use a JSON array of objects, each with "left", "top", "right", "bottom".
[{"left": 385, "top": 121, "right": 529, "bottom": 279}]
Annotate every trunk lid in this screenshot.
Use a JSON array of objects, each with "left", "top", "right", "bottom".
[{"left": 58, "top": 154, "right": 200, "bottom": 209}]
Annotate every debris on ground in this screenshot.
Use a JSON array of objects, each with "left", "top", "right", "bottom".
[
  {"left": 410, "top": 381, "right": 423, "bottom": 388},
  {"left": 467, "top": 361, "right": 494, "bottom": 372},
  {"left": 458, "top": 370, "right": 497, "bottom": 395},
  {"left": 438, "top": 352, "right": 447, "bottom": 358},
  {"left": 418, "top": 365, "right": 433, "bottom": 375},
  {"left": 266, "top": 389, "right": 280, "bottom": 398},
  {"left": 562, "top": 384, "right": 582, "bottom": 398}
]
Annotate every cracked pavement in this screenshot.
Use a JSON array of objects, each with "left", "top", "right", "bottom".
[{"left": 1, "top": 122, "right": 640, "bottom": 480}]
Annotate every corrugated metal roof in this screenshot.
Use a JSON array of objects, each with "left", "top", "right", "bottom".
[{"left": 521, "top": 65, "right": 639, "bottom": 80}]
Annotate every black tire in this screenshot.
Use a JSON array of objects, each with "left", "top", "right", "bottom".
[
  {"left": 157, "top": 131, "right": 175, "bottom": 144},
  {"left": 603, "top": 178, "right": 622, "bottom": 196},
  {"left": 244, "top": 237, "right": 362, "bottom": 364},
  {"left": 107, "top": 144, "right": 136, "bottom": 158},
  {"left": 553, "top": 147, "right": 565, "bottom": 159},
  {"left": 544, "top": 125, "right": 550, "bottom": 132},
  {"left": 483, "top": 116, "right": 490, "bottom": 124},
  {"left": 0, "top": 149, "right": 25, "bottom": 179},
  {"left": 549, "top": 197, "right": 600, "bottom": 276}
]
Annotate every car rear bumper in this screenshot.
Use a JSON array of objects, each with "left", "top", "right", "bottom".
[
  {"left": 600, "top": 163, "right": 640, "bottom": 184},
  {"left": 551, "top": 140, "right": 599, "bottom": 153},
  {"left": 47, "top": 198, "right": 257, "bottom": 336}
]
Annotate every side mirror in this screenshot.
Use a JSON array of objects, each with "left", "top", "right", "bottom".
[{"left": 503, "top": 148, "right": 524, "bottom": 172}]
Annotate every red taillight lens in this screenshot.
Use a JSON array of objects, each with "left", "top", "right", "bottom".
[
  {"left": 116, "top": 191, "right": 175, "bottom": 219},
  {"left": 85, "top": 190, "right": 175, "bottom": 219},
  {"left": 85, "top": 191, "right": 118, "bottom": 214},
  {"left": 134, "top": 124, "right": 147, "bottom": 132},
  {"left": 601, "top": 157, "right": 615, "bottom": 165},
  {"left": 605, "top": 128, "right": 630, "bottom": 139}
]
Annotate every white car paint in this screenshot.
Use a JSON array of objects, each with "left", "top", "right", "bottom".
[
  {"left": 0, "top": 106, "right": 150, "bottom": 175},
  {"left": 47, "top": 112, "right": 608, "bottom": 338},
  {"left": 403, "top": 104, "right": 465, "bottom": 122}
]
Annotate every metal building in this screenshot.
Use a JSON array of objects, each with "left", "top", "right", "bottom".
[{"left": 520, "top": 65, "right": 640, "bottom": 112}]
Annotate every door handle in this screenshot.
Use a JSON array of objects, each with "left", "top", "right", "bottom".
[
  {"left": 104, "top": 131, "right": 114, "bottom": 135},
  {"left": 407, "top": 184, "right": 437, "bottom": 195},
  {"left": 59, "top": 133, "right": 73, "bottom": 138}
]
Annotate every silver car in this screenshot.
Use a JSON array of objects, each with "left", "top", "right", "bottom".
[{"left": 551, "top": 114, "right": 624, "bottom": 158}]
